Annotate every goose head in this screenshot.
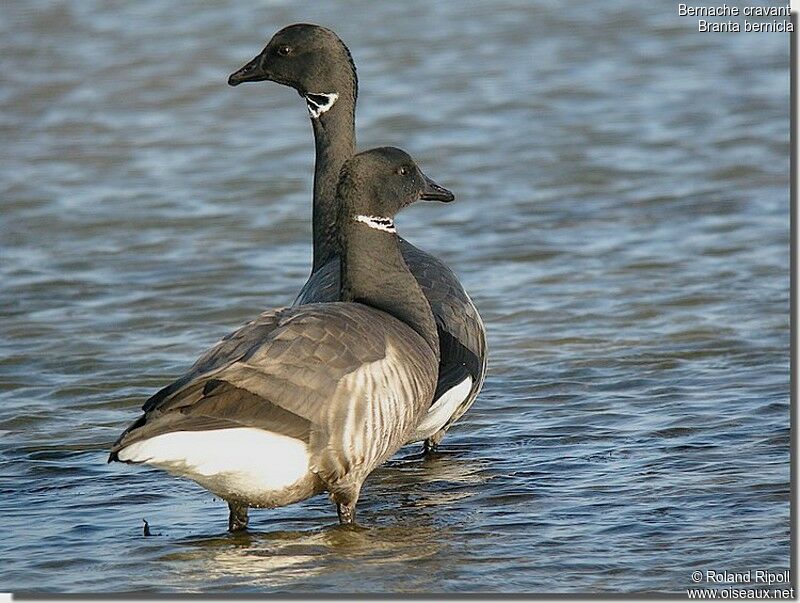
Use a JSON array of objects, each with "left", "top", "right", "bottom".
[
  {"left": 228, "top": 24, "right": 357, "bottom": 118},
  {"left": 340, "top": 147, "right": 454, "bottom": 230}
]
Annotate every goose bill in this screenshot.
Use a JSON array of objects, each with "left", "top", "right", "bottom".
[
  {"left": 420, "top": 175, "right": 454, "bottom": 202},
  {"left": 228, "top": 55, "right": 269, "bottom": 86}
]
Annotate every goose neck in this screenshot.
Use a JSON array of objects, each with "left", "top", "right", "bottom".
[
  {"left": 310, "top": 97, "right": 356, "bottom": 272},
  {"left": 339, "top": 216, "right": 439, "bottom": 359}
]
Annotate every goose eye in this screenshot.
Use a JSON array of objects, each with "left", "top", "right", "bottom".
[
  {"left": 277, "top": 45, "right": 292, "bottom": 56},
  {"left": 397, "top": 166, "right": 410, "bottom": 176}
]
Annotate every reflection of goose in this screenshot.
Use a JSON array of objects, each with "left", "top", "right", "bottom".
[
  {"left": 229, "top": 23, "right": 488, "bottom": 453},
  {"left": 171, "top": 524, "right": 447, "bottom": 590},
  {"left": 174, "top": 534, "right": 324, "bottom": 588},
  {"left": 110, "top": 148, "right": 453, "bottom": 531}
]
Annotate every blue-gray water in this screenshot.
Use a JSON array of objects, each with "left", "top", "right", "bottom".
[{"left": 0, "top": 0, "right": 790, "bottom": 594}]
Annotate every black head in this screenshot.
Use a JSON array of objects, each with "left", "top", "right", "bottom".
[
  {"left": 340, "top": 147, "right": 454, "bottom": 230},
  {"left": 228, "top": 23, "right": 357, "bottom": 113}
]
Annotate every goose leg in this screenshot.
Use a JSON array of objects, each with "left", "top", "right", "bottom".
[
  {"left": 424, "top": 427, "right": 448, "bottom": 455},
  {"left": 337, "top": 501, "right": 357, "bottom": 525},
  {"left": 228, "top": 501, "right": 249, "bottom": 532},
  {"left": 332, "top": 484, "right": 361, "bottom": 525}
]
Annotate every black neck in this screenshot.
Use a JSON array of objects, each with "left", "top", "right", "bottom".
[
  {"left": 310, "top": 93, "right": 356, "bottom": 272},
  {"left": 339, "top": 219, "right": 439, "bottom": 359}
]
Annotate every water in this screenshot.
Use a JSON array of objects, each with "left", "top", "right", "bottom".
[{"left": 0, "top": 0, "right": 790, "bottom": 594}]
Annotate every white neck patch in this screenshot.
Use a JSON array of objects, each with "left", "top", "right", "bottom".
[
  {"left": 354, "top": 214, "right": 396, "bottom": 233},
  {"left": 305, "top": 92, "right": 339, "bottom": 118}
]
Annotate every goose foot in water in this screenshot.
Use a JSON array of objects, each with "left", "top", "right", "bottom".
[
  {"left": 336, "top": 502, "right": 356, "bottom": 525},
  {"left": 423, "top": 439, "right": 439, "bottom": 456},
  {"left": 398, "top": 444, "right": 436, "bottom": 462},
  {"left": 227, "top": 502, "right": 249, "bottom": 532}
]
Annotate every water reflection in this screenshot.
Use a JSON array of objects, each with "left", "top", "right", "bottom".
[
  {"left": 138, "top": 454, "right": 492, "bottom": 589},
  {"left": 170, "top": 521, "right": 450, "bottom": 589}
]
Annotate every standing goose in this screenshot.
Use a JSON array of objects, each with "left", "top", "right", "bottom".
[
  {"left": 109, "top": 147, "right": 454, "bottom": 531},
  {"left": 228, "top": 24, "right": 487, "bottom": 452}
]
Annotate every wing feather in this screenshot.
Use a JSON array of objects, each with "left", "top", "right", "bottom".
[{"left": 112, "top": 303, "right": 438, "bottom": 487}]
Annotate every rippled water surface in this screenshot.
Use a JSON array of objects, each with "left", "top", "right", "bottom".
[{"left": 0, "top": 0, "right": 790, "bottom": 594}]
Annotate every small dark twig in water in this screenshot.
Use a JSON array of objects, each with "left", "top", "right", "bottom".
[{"left": 142, "top": 518, "right": 152, "bottom": 537}]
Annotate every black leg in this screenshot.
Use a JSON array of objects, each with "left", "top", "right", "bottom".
[
  {"left": 425, "top": 426, "right": 449, "bottom": 455},
  {"left": 337, "top": 501, "right": 356, "bottom": 525},
  {"left": 423, "top": 439, "right": 438, "bottom": 455},
  {"left": 399, "top": 439, "right": 438, "bottom": 461},
  {"left": 228, "top": 501, "right": 249, "bottom": 532}
]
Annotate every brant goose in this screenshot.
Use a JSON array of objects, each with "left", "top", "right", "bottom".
[
  {"left": 109, "top": 148, "right": 454, "bottom": 531},
  {"left": 229, "top": 24, "right": 487, "bottom": 452}
]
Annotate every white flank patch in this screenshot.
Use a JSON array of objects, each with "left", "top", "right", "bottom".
[
  {"left": 117, "top": 428, "right": 310, "bottom": 497},
  {"left": 305, "top": 92, "right": 339, "bottom": 118},
  {"left": 354, "top": 214, "right": 396, "bottom": 233},
  {"left": 409, "top": 377, "right": 473, "bottom": 442}
]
